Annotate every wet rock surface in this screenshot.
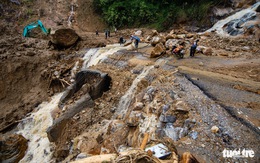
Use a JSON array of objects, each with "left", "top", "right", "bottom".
[
  {"left": 48, "top": 70, "right": 111, "bottom": 142},
  {"left": 1, "top": 2, "right": 260, "bottom": 162}
]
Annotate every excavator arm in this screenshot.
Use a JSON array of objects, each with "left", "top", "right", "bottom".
[{"left": 23, "top": 20, "right": 49, "bottom": 37}]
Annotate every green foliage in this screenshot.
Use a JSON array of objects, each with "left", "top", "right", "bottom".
[{"left": 93, "top": 0, "right": 226, "bottom": 30}]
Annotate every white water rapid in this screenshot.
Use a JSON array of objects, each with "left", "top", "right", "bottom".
[
  {"left": 68, "top": 4, "right": 75, "bottom": 27},
  {"left": 16, "top": 44, "right": 132, "bottom": 162},
  {"left": 82, "top": 44, "right": 130, "bottom": 69},
  {"left": 113, "top": 66, "right": 154, "bottom": 119},
  {"left": 206, "top": 2, "right": 260, "bottom": 36},
  {"left": 16, "top": 93, "right": 63, "bottom": 163}
]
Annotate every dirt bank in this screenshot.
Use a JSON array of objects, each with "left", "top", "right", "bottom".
[{"left": 1, "top": 0, "right": 260, "bottom": 162}]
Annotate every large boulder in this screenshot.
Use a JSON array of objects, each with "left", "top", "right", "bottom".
[
  {"left": 165, "top": 39, "right": 178, "bottom": 50},
  {"left": 59, "top": 70, "right": 111, "bottom": 107},
  {"left": 166, "top": 34, "right": 177, "bottom": 40},
  {"left": 48, "top": 70, "right": 111, "bottom": 142},
  {"left": 134, "top": 30, "right": 142, "bottom": 36},
  {"left": 124, "top": 40, "right": 132, "bottom": 46},
  {"left": 151, "top": 30, "right": 159, "bottom": 37},
  {"left": 202, "top": 47, "right": 213, "bottom": 56},
  {"left": 0, "top": 134, "right": 28, "bottom": 163},
  {"left": 51, "top": 28, "right": 79, "bottom": 48},
  {"left": 47, "top": 93, "right": 94, "bottom": 142},
  {"left": 150, "top": 36, "right": 166, "bottom": 47},
  {"left": 150, "top": 42, "right": 166, "bottom": 58}
]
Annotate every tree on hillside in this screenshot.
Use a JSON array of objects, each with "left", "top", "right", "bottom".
[{"left": 92, "top": 0, "right": 232, "bottom": 30}]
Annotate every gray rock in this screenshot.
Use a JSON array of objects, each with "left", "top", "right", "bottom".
[
  {"left": 76, "top": 153, "right": 87, "bottom": 160},
  {"left": 189, "top": 131, "right": 198, "bottom": 140},
  {"left": 162, "top": 104, "right": 170, "bottom": 114},
  {"left": 169, "top": 90, "right": 176, "bottom": 100},
  {"left": 146, "top": 86, "right": 155, "bottom": 94},
  {"left": 178, "top": 127, "right": 189, "bottom": 139},
  {"left": 164, "top": 124, "right": 179, "bottom": 141},
  {"left": 159, "top": 114, "right": 176, "bottom": 123},
  {"left": 184, "top": 119, "right": 196, "bottom": 129}
]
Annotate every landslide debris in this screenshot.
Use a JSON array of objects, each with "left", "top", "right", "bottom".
[{"left": 50, "top": 29, "right": 79, "bottom": 49}]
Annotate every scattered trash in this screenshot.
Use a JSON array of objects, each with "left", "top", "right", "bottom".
[{"left": 145, "top": 143, "right": 171, "bottom": 159}]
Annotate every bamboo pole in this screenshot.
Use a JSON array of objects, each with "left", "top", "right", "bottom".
[{"left": 140, "top": 133, "right": 149, "bottom": 150}]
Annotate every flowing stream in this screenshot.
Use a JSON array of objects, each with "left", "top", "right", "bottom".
[
  {"left": 68, "top": 3, "right": 75, "bottom": 26},
  {"left": 16, "top": 44, "right": 130, "bottom": 162},
  {"left": 17, "top": 94, "right": 63, "bottom": 163},
  {"left": 82, "top": 44, "right": 129, "bottom": 70},
  {"left": 113, "top": 66, "right": 154, "bottom": 119},
  {"left": 206, "top": 2, "right": 260, "bottom": 36}
]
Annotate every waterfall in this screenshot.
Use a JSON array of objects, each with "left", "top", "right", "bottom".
[
  {"left": 113, "top": 66, "right": 154, "bottom": 119},
  {"left": 68, "top": 4, "right": 75, "bottom": 26},
  {"left": 16, "top": 44, "right": 130, "bottom": 162},
  {"left": 81, "top": 44, "right": 129, "bottom": 70},
  {"left": 206, "top": 2, "right": 260, "bottom": 36},
  {"left": 16, "top": 93, "right": 63, "bottom": 163}
]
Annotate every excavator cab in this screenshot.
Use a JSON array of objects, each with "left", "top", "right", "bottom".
[{"left": 23, "top": 20, "right": 49, "bottom": 37}]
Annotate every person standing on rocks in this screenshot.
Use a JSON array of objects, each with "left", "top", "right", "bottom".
[
  {"left": 131, "top": 35, "right": 140, "bottom": 50},
  {"left": 105, "top": 30, "right": 108, "bottom": 39},
  {"left": 119, "top": 36, "right": 124, "bottom": 45},
  {"left": 190, "top": 40, "right": 199, "bottom": 57},
  {"left": 108, "top": 30, "right": 110, "bottom": 37},
  {"left": 96, "top": 29, "right": 99, "bottom": 36}
]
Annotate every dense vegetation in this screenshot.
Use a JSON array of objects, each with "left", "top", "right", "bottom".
[{"left": 93, "top": 0, "right": 231, "bottom": 30}]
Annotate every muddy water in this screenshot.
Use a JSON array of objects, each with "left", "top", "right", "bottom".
[
  {"left": 16, "top": 93, "right": 63, "bottom": 163},
  {"left": 82, "top": 44, "right": 129, "bottom": 69},
  {"left": 15, "top": 44, "right": 133, "bottom": 162},
  {"left": 206, "top": 2, "right": 260, "bottom": 36},
  {"left": 14, "top": 39, "right": 260, "bottom": 163},
  {"left": 113, "top": 65, "right": 154, "bottom": 119},
  {"left": 68, "top": 3, "right": 75, "bottom": 26}
]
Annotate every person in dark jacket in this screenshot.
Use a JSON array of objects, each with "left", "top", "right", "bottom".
[
  {"left": 190, "top": 40, "right": 199, "bottom": 57},
  {"left": 119, "top": 36, "right": 124, "bottom": 45},
  {"left": 105, "top": 30, "right": 108, "bottom": 39}
]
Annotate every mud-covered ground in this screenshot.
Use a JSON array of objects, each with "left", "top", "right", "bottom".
[
  {"left": 1, "top": 28, "right": 260, "bottom": 163},
  {"left": 1, "top": 0, "right": 260, "bottom": 162}
]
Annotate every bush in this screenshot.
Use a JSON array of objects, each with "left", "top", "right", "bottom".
[{"left": 92, "top": 0, "right": 221, "bottom": 30}]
